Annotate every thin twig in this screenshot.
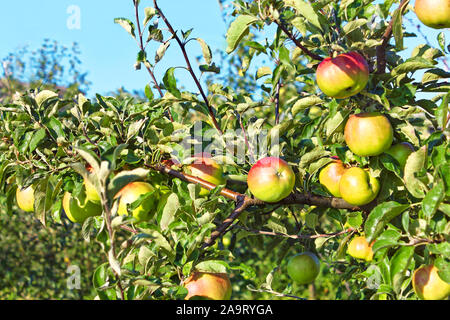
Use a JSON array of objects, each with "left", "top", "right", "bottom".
[{"left": 153, "top": 0, "right": 222, "bottom": 134}]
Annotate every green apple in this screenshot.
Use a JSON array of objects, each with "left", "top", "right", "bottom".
[
  {"left": 183, "top": 272, "right": 232, "bottom": 300},
  {"left": 287, "top": 252, "right": 320, "bottom": 284},
  {"left": 185, "top": 153, "right": 226, "bottom": 196},
  {"left": 384, "top": 142, "right": 414, "bottom": 168},
  {"left": 62, "top": 192, "right": 102, "bottom": 224},
  {"left": 339, "top": 167, "right": 380, "bottom": 206},
  {"left": 319, "top": 158, "right": 347, "bottom": 197},
  {"left": 308, "top": 106, "right": 323, "bottom": 119},
  {"left": 16, "top": 185, "right": 35, "bottom": 213},
  {"left": 415, "top": 0, "right": 450, "bottom": 29},
  {"left": 344, "top": 112, "right": 393, "bottom": 157},
  {"left": 347, "top": 236, "right": 374, "bottom": 262},
  {"left": 316, "top": 51, "right": 369, "bottom": 99},
  {"left": 412, "top": 264, "right": 450, "bottom": 300},
  {"left": 247, "top": 157, "right": 295, "bottom": 203},
  {"left": 114, "top": 181, "right": 157, "bottom": 223}
]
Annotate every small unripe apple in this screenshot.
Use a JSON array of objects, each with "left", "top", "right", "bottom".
[
  {"left": 287, "top": 252, "right": 320, "bottom": 284},
  {"left": 185, "top": 153, "right": 226, "bottom": 196},
  {"left": 319, "top": 158, "right": 347, "bottom": 197},
  {"left": 347, "top": 236, "right": 374, "bottom": 262},
  {"left": 344, "top": 112, "right": 393, "bottom": 157},
  {"left": 339, "top": 167, "right": 380, "bottom": 206},
  {"left": 384, "top": 142, "right": 415, "bottom": 168},
  {"left": 62, "top": 192, "right": 102, "bottom": 224},
  {"left": 412, "top": 264, "right": 450, "bottom": 300},
  {"left": 316, "top": 51, "right": 369, "bottom": 99},
  {"left": 308, "top": 106, "right": 323, "bottom": 119},
  {"left": 16, "top": 185, "right": 35, "bottom": 213},
  {"left": 183, "top": 272, "right": 232, "bottom": 300},
  {"left": 84, "top": 165, "right": 101, "bottom": 203},
  {"left": 247, "top": 157, "right": 295, "bottom": 203},
  {"left": 415, "top": 0, "right": 450, "bottom": 29},
  {"left": 114, "top": 181, "right": 157, "bottom": 223}
]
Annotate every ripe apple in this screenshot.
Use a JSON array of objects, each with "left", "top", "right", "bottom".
[
  {"left": 16, "top": 185, "right": 35, "bottom": 213},
  {"left": 184, "top": 153, "right": 226, "bottom": 196},
  {"left": 114, "top": 181, "right": 157, "bottom": 223},
  {"left": 84, "top": 165, "right": 101, "bottom": 203},
  {"left": 319, "top": 158, "right": 347, "bottom": 197},
  {"left": 183, "top": 272, "right": 232, "bottom": 300},
  {"left": 384, "top": 142, "right": 414, "bottom": 168},
  {"left": 347, "top": 236, "right": 374, "bottom": 262},
  {"left": 287, "top": 252, "right": 320, "bottom": 284},
  {"left": 412, "top": 264, "right": 450, "bottom": 300},
  {"left": 62, "top": 192, "right": 102, "bottom": 224},
  {"left": 339, "top": 167, "right": 380, "bottom": 206},
  {"left": 344, "top": 112, "right": 393, "bottom": 157},
  {"left": 316, "top": 51, "right": 369, "bottom": 99},
  {"left": 247, "top": 157, "right": 295, "bottom": 203},
  {"left": 415, "top": 0, "right": 450, "bottom": 29}
]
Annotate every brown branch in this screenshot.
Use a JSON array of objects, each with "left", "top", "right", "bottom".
[
  {"left": 375, "top": 0, "right": 409, "bottom": 74},
  {"left": 149, "top": 163, "right": 375, "bottom": 248},
  {"left": 275, "top": 20, "right": 323, "bottom": 62},
  {"left": 133, "top": 1, "right": 173, "bottom": 122},
  {"left": 153, "top": 0, "right": 222, "bottom": 134},
  {"left": 274, "top": 81, "right": 281, "bottom": 125}
]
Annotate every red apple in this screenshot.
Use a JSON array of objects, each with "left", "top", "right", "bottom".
[
  {"left": 344, "top": 112, "right": 393, "bottom": 157},
  {"left": 412, "top": 264, "right": 450, "bottom": 300},
  {"left": 184, "top": 153, "right": 226, "bottom": 196},
  {"left": 247, "top": 157, "right": 295, "bottom": 203},
  {"left": 183, "top": 272, "right": 232, "bottom": 300},
  {"left": 319, "top": 158, "right": 347, "bottom": 197},
  {"left": 384, "top": 142, "right": 414, "bottom": 168},
  {"left": 316, "top": 52, "right": 369, "bottom": 99},
  {"left": 415, "top": 0, "right": 450, "bottom": 29}
]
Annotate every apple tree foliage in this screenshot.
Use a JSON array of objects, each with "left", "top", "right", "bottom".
[{"left": 0, "top": 0, "right": 449, "bottom": 300}]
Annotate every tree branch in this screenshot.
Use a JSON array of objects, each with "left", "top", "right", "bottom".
[
  {"left": 153, "top": 0, "right": 222, "bottom": 134},
  {"left": 375, "top": 0, "right": 409, "bottom": 74},
  {"left": 275, "top": 20, "right": 323, "bottom": 62}
]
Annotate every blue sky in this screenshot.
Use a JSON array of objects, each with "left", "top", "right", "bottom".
[{"left": 0, "top": 1, "right": 447, "bottom": 98}]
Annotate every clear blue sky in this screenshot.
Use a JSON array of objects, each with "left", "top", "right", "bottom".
[{"left": 0, "top": 1, "right": 447, "bottom": 98}]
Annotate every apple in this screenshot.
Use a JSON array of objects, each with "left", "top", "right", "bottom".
[
  {"left": 84, "top": 165, "right": 101, "bottom": 203},
  {"left": 316, "top": 51, "right": 369, "bottom": 99},
  {"left": 308, "top": 106, "right": 323, "bottom": 119},
  {"left": 114, "top": 181, "right": 157, "bottom": 223},
  {"left": 16, "top": 185, "right": 35, "bottom": 213},
  {"left": 344, "top": 112, "right": 393, "bottom": 157},
  {"left": 415, "top": 0, "right": 450, "bottom": 29},
  {"left": 287, "top": 252, "right": 320, "bottom": 284},
  {"left": 347, "top": 236, "right": 374, "bottom": 262},
  {"left": 247, "top": 157, "right": 295, "bottom": 203},
  {"left": 412, "top": 264, "right": 450, "bottom": 300},
  {"left": 319, "top": 158, "right": 347, "bottom": 197},
  {"left": 183, "top": 272, "right": 232, "bottom": 300},
  {"left": 339, "top": 167, "right": 380, "bottom": 206},
  {"left": 384, "top": 142, "right": 414, "bottom": 168},
  {"left": 62, "top": 192, "right": 102, "bottom": 224},
  {"left": 184, "top": 153, "right": 226, "bottom": 196}
]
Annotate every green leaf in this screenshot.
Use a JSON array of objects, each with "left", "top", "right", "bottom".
[
  {"left": 435, "top": 92, "right": 449, "bottom": 129},
  {"left": 155, "top": 41, "right": 170, "bottom": 63},
  {"left": 143, "top": 7, "right": 156, "bottom": 26},
  {"left": 404, "top": 146, "right": 428, "bottom": 198},
  {"left": 391, "top": 57, "right": 435, "bottom": 77},
  {"left": 284, "top": 0, "right": 324, "bottom": 32},
  {"left": 292, "top": 96, "right": 323, "bottom": 116},
  {"left": 145, "top": 84, "right": 154, "bottom": 101},
  {"left": 107, "top": 168, "right": 150, "bottom": 201},
  {"left": 195, "top": 260, "right": 228, "bottom": 273},
  {"left": 422, "top": 180, "right": 445, "bottom": 220},
  {"left": 163, "top": 67, "right": 181, "bottom": 99},
  {"left": 196, "top": 38, "right": 212, "bottom": 65},
  {"left": 29, "top": 128, "right": 46, "bottom": 153},
  {"left": 365, "top": 201, "right": 409, "bottom": 242},
  {"left": 226, "top": 15, "right": 258, "bottom": 54},
  {"left": 93, "top": 263, "right": 117, "bottom": 300},
  {"left": 114, "top": 18, "right": 136, "bottom": 39},
  {"left": 390, "top": 246, "right": 414, "bottom": 282},
  {"left": 159, "top": 193, "right": 179, "bottom": 231}
]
